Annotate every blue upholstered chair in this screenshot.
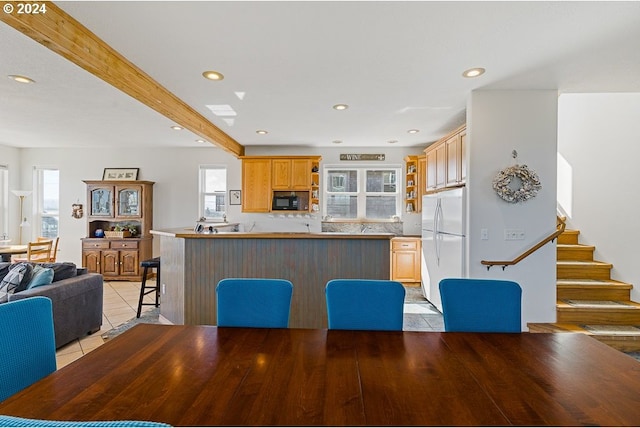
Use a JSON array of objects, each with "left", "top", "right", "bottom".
[
  {"left": 216, "top": 278, "right": 293, "bottom": 328},
  {"left": 439, "top": 278, "right": 522, "bottom": 333},
  {"left": 0, "top": 296, "right": 57, "bottom": 402},
  {"left": 325, "top": 279, "right": 405, "bottom": 331},
  {"left": 0, "top": 415, "right": 171, "bottom": 427}
]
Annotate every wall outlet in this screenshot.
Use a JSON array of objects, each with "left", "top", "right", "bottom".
[
  {"left": 481, "top": 228, "right": 489, "bottom": 240},
  {"left": 504, "top": 229, "right": 525, "bottom": 240}
]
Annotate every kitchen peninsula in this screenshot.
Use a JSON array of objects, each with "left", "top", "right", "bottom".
[{"left": 151, "top": 228, "right": 394, "bottom": 328}]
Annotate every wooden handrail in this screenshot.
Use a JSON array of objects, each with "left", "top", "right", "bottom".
[{"left": 481, "top": 216, "right": 566, "bottom": 270}]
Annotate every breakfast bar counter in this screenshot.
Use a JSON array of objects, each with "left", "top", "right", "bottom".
[{"left": 151, "top": 228, "right": 394, "bottom": 327}]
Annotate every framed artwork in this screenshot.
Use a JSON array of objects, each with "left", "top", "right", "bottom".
[
  {"left": 103, "top": 168, "right": 139, "bottom": 181},
  {"left": 229, "top": 190, "right": 241, "bottom": 205}
]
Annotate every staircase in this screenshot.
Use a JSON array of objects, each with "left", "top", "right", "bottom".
[{"left": 528, "top": 229, "right": 640, "bottom": 352}]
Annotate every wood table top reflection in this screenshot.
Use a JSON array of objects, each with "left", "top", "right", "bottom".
[{"left": 1, "top": 324, "right": 639, "bottom": 426}]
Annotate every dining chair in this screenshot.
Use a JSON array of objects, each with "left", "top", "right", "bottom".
[
  {"left": 12, "top": 240, "right": 53, "bottom": 263},
  {"left": 0, "top": 296, "right": 57, "bottom": 402},
  {"left": 38, "top": 236, "right": 59, "bottom": 262},
  {"left": 216, "top": 278, "right": 293, "bottom": 328},
  {"left": 325, "top": 279, "right": 406, "bottom": 331},
  {"left": 0, "top": 415, "right": 171, "bottom": 427},
  {"left": 439, "top": 278, "right": 522, "bottom": 333}
]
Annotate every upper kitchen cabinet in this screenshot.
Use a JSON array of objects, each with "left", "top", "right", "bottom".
[
  {"left": 241, "top": 156, "right": 322, "bottom": 213},
  {"left": 241, "top": 158, "right": 272, "bottom": 212},
  {"left": 272, "top": 158, "right": 311, "bottom": 189},
  {"left": 424, "top": 124, "right": 467, "bottom": 193}
]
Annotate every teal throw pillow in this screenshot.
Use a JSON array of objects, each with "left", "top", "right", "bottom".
[{"left": 27, "top": 265, "right": 55, "bottom": 289}]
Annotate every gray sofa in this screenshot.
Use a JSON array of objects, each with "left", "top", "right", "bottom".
[{"left": 0, "top": 263, "right": 103, "bottom": 348}]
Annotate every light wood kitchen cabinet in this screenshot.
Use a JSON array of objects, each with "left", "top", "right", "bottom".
[
  {"left": 81, "top": 180, "right": 154, "bottom": 281},
  {"left": 435, "top": 144, "right": 447, "bottom": 189},
  {"left": 446, "top": 133, "right": 462, "bottom": 187},
  {"left": 241, "top": 156, "right": 321, "bottom": 213},
  {"left": 272, "top": 158, "right": 311, "bottom": 189},
  {"left": 424, "top": 124, "right": 466, "bottom": 193},
  {"left": 426, "top": 149, "right": 437, "bottom": 192},
  {"left": 404, "top": 156, "right": 419, "bottom": 213},
  {"left": 460, "top": 129, "right": 467, "bottom": 183},
  {"left": 417, "top": 154, "right": 426, "bottom": 206},
  {"left": 390, "top": 237, "right": 421, "bottom": 283},
  {"left": 242, "top": 158, "right": 272, "bottom": 212}
]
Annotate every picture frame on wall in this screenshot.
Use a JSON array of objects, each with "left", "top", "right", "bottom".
[
  {"left": 229, "top": 190, "right": 241, "bottom": 205},
  {"left": 103, "top": 168, "right": 140, "bottom": 181}
]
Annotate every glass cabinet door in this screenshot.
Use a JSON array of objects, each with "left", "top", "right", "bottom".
[
  {"left": 90, "top": 187, "right": 113, "bottom": 217},
  {"left": 117, "top": 187, "right": 141, "bottom": 217}
]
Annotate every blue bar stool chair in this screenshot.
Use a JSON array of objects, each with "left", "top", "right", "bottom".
[{"left": 137, "top": 256, "right": 160, "bottom": 318}]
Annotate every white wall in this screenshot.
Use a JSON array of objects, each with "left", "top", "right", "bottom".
[
  {"left": 0, "top": 145, "right": 21, "bottom": 239},
  {"left": 558, "top": 93, "right": 640, "bottom": 301},
  {"left": 12, "top": 144, "right": 425, "bottom": 265},
  {"left": 467, "top": 90, "right": 558, "bottom": 328}
]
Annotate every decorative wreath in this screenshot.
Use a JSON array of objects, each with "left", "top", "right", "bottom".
[{"left": 492, "top": 164, "right": 542, "bottom": 203}]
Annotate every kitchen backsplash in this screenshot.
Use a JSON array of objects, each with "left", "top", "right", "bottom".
[{"left": 321, "top": 221, "right": 403, "bottom": 235}]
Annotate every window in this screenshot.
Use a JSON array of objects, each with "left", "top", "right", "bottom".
[
  {"left": 36, "top": 168, "right": 59, "bottom": 239},
  {"left": 199, "top": 165, "right": 227, "bottom": 219},
  {"left": 0, "top": 165, "right": 7, "bottom": 239},
  {"left": 324, "top": 166, "right": 401, "bottom": 219}
]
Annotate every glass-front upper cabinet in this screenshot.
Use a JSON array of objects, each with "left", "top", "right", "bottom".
[
  {"left": 117, "top": 186, "right": 142, "bottom": 218},
  {"left": 90, "top": 187, "right": 113, "bottom": 217}
]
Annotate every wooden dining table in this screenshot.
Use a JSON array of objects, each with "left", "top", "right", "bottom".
[
  {"left": 1, "top": 324, "right": 640, "bottom": 426},
  {"left": 0, "top": 245, "right": 27, "bottom": 262}
]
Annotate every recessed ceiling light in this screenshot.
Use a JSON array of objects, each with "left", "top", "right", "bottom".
[
  {"left": 333, "top": 104, "right": 349, "bottom": 111},
  {"left": 332, "top": 140, "right": 343, "bottom": 144},
  {"left": 195, "top": 139, "right": 206, "bottom": 143},
  {"left": 202, "top": 70, "right": 224, "bottom": 81},
  {"left": 170, "top": 125, "right": 183, "bottom": 131},
  {"left": 407, "top": 129, "right": 420, "bottom": 134},
  {"left": 388, "top": 140, "right": 398, "bottom": 144},
  {"left": 8, "top": 74, "right": 35, "bottom": 84},
  {"left": 462, "top": 67, "right": 486, "bottom": 78},
  {"left": 256, "top": 130, "right": 268, "bottom": 135}
]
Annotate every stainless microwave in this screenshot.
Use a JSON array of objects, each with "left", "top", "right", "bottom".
[{"left": 272, "top": 195, "right": 299, "bottom": 210}]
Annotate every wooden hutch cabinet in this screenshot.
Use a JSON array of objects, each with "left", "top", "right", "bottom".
[{"left": 81, "top": 180, "right": 154, "bottom": 281}]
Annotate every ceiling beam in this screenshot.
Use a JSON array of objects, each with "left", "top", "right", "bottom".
[{"left": 1, "top": 2, "right": 245, "bottom": 157}]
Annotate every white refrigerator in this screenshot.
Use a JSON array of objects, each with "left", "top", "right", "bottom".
[{"left": 421, "top": 187, "right": 466, "bottom": 312}]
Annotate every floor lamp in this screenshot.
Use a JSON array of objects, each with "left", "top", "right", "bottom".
[{"left": 11, "top": 190, "right": 32, "bottom": 245}]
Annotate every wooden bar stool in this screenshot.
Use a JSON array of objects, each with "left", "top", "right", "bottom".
[{"left": 137, "top": 257, "right": 160, "bottom": 318}]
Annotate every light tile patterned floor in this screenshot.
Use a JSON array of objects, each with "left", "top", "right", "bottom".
[{"left": 55, "top": 283, "right": 443, "bottom": 369}]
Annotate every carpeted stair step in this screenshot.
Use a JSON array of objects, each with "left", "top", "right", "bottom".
[
  {"left": 557, "top": 244, "right": 595, "bottom": 261},
  {"left": 557, "top": 260, "right": 612, "bottom": 280},
  {"left": 557, "top": 299, "right": 640, "bottom": 324},
  {"left": 557, "top": 279, "right": 632, "bottom": 301},
  {"left": 527, "top": 322, "right": 640, "bottom": 352}
]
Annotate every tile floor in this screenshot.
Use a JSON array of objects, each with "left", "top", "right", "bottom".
[{"left": 55, "top": 282, "right": 443, "bottom": 369}]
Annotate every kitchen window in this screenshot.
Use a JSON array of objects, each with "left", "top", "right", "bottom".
[
  {"left": 324, "top": 166, "right": 401, "bottom": 219},
  {"left": 36, "top": 168, "right": 59, "bottom": 239},
  {"left": 199, "top": 165, "right": 227, "bottom": 220}
]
